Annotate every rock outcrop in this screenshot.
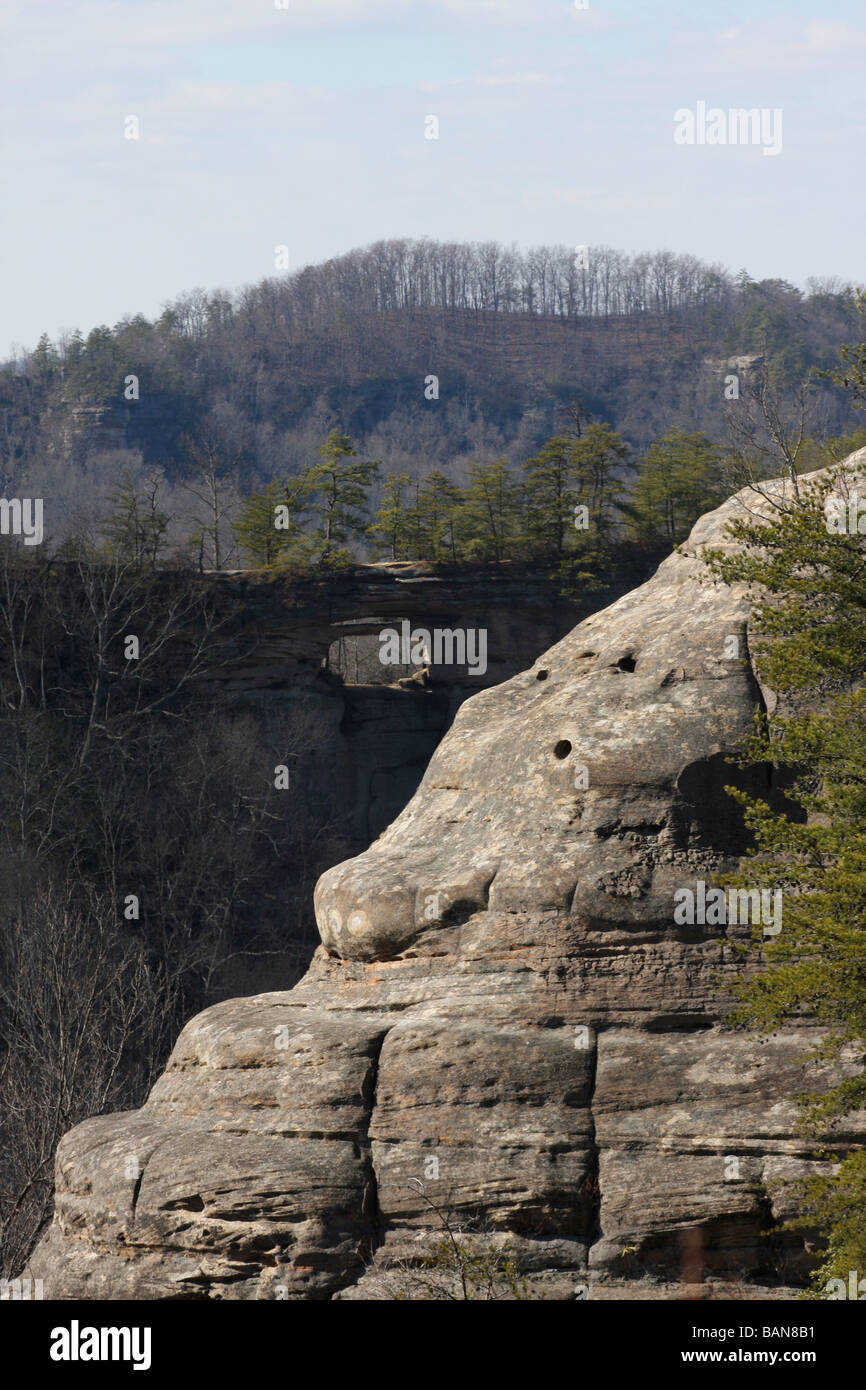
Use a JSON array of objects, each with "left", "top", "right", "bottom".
[
  {"left": 196, "top": 560, "right": 638, "bottom": 848},
  {"left": 29, "top": 460, "right": 866, "bottom": 1299}
]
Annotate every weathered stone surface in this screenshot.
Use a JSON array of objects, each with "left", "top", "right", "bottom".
[
  {"left": 29, "top": 455, "right": 866, "bottom": 1299},
  {"left": 193, "top": 560, "right": 629, "bottom": 848}
]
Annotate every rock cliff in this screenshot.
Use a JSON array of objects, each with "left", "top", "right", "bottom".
[
  {"left": 197, "top": 560, "right": 634, "bottom": 848},
  {"left": 29, "top": 460, "right": 866, "bottom": 1299}
]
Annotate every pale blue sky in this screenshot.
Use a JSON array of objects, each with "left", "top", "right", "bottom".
[{"left": 1, "top": 0, "right": 864, "bottom": 355}]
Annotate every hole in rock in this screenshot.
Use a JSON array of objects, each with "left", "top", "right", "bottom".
[
  {"left": 615, "top": 654, "right": 636, "bottom": 672},
  {"left": 554, "top": 740, "right": 572, "bottom": 760},
  {"left": 536, "top": 669, "right": 549, "bottom": 681},
  {"left": 645, "top": 1014, "right": 714, "bottom": 1033},
  {"left": 162, "top": 1193, "right": 205, "bottom": 1213},
  {"left": 578, "top": 651, "right": 596, "bottom": 659},
  {"left": 440, "top": 898, "right": 481, "bottom": 927}
]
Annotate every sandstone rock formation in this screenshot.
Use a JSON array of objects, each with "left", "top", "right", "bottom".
[
  {"left": 197, "top": 560, "right": 624, "bottom": 848},
  {"left": 30, "top": 460, "right": 866, "bottom": 1299}
]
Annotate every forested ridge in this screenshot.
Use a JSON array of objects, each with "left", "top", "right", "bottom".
[{"left": 2, "top": 239, "right": 864, "bottom": 569}]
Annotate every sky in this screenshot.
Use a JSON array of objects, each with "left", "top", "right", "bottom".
[{"left": 1, "top": 0, "right": 864, "bottom": 356}]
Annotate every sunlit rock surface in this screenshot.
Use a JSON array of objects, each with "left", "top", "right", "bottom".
[{"left": 30, "top": 456, "right": 866, "bottom": 1299}]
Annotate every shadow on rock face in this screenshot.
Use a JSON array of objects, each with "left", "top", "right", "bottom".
[{"left": 29, "top": 458, "right": 866, "bottom": 1301}]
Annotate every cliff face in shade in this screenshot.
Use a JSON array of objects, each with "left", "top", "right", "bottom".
[
  {"left": 191, "top": 560, "right": 638, "bottom": 850},
  {"left": 29, "top": 457, "right": 866, "bottom": 1300}
]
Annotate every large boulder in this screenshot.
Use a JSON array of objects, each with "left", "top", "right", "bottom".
[{"left": 29, "top": 457, "right": 866, "bottom": 1299}]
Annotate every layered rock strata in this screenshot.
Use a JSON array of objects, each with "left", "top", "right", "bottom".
[{"left": 30, "top": 459, "right": 866, "bottom": 1299}]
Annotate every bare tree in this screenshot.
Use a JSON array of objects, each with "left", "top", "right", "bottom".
[
  {"left": 180, "top": 426, "right": 242, "bottom": 570},
  {"left": 0, "top": 878, "right": 163, "bottom": 1276},
  {"left": 724, "top": 354, "right": 817, "bottom": 504}
]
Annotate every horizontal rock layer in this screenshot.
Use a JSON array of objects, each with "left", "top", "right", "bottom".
[{"left": 30, "top": 456, "right": 866, "bottom": 1299}]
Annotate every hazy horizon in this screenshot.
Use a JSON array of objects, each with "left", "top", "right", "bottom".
[{"left": 2, "top": 0, "right": 865, "bottom": 356}]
